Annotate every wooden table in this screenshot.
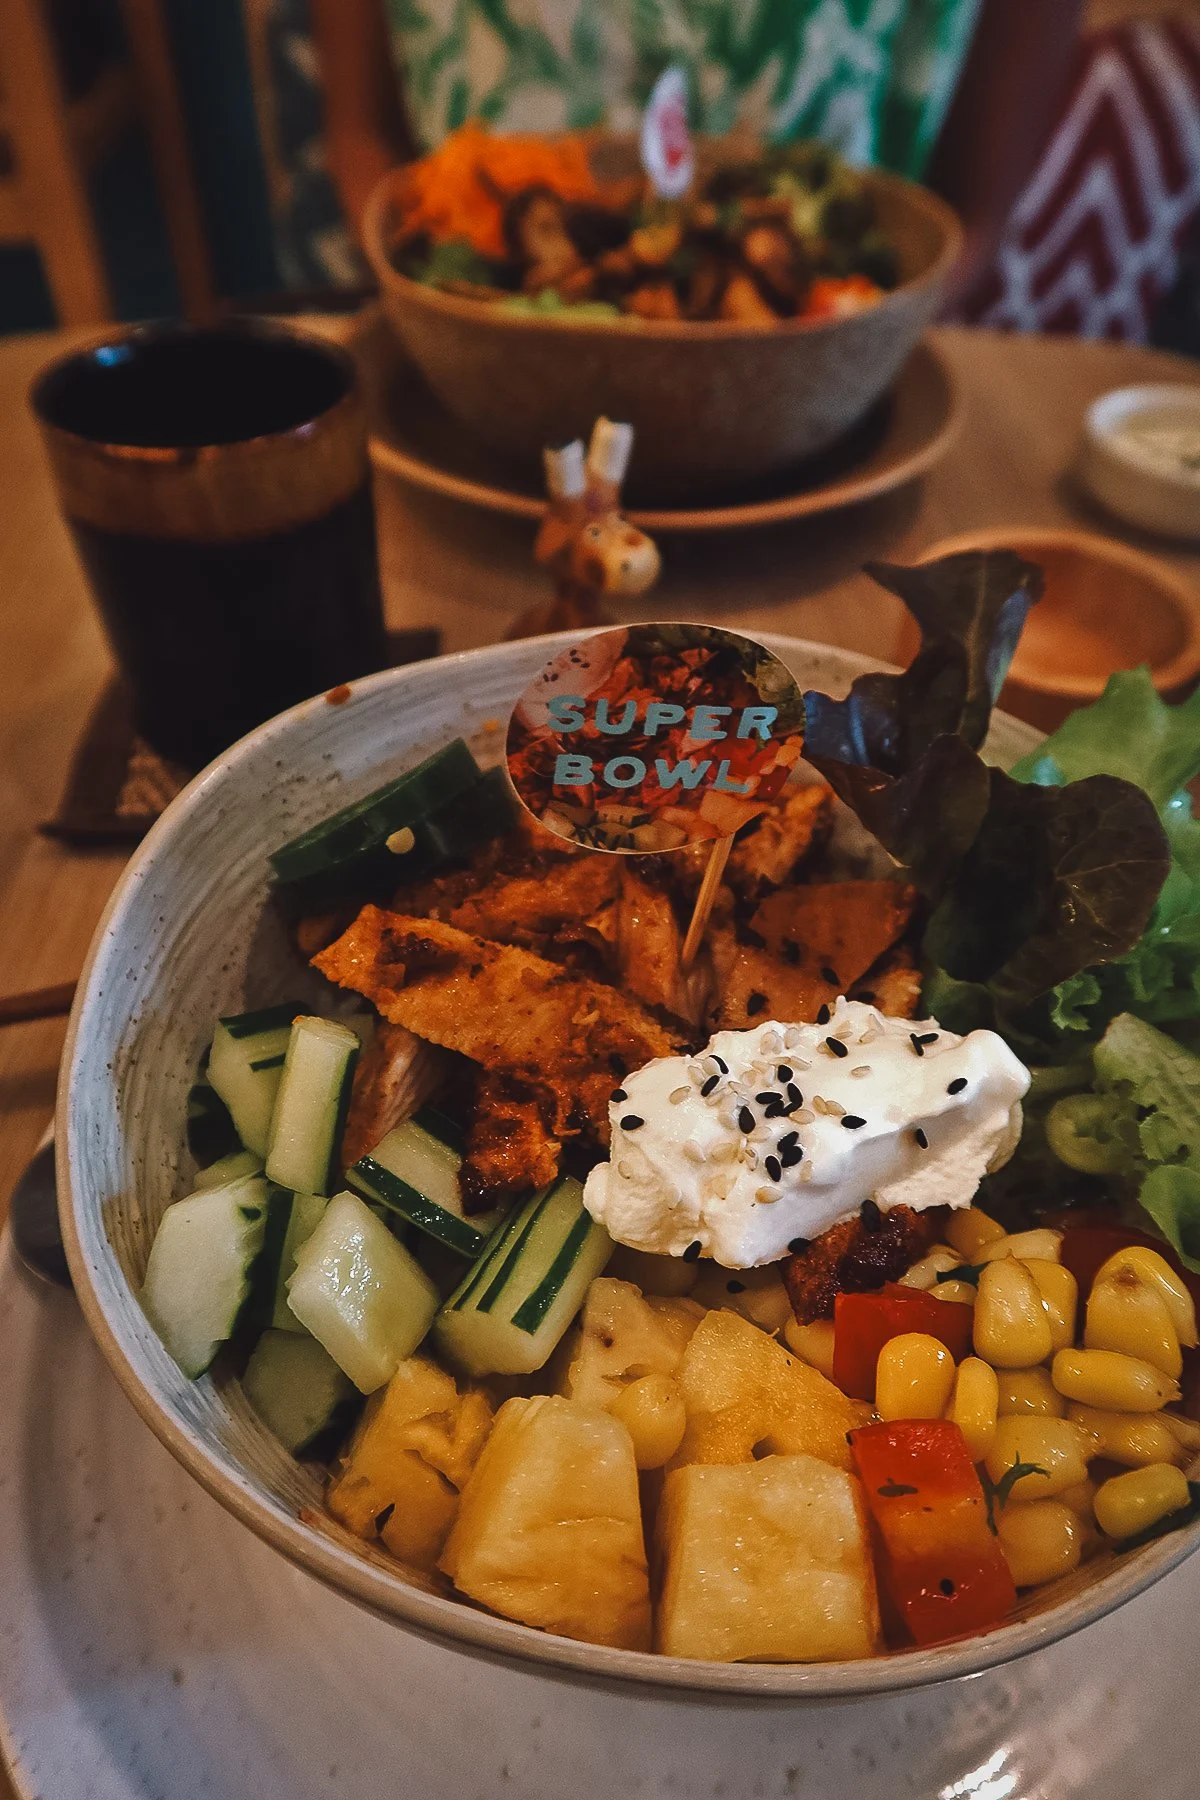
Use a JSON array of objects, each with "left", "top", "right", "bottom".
[{"left": 0, "top": 319, "right": 1197, "bottom": 1790}]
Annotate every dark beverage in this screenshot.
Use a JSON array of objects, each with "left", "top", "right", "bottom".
[{"left": 32, "top": 321, "right": 388, "bottom": 770}]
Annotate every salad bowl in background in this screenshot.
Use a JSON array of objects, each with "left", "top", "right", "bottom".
[
  {"left": 57, "top": 635, "right": 1200, "bottom": 1701},
  {"left": 362, "top": 152, "right": 962, "bottom": 505}
]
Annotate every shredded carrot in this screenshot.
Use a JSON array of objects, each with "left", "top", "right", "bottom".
[{"left": 392, "top": 122, "right": 602, "bottom": 259}]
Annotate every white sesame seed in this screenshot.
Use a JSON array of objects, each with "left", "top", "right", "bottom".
[
  {"left": 669, "top": 1086, "right": 690, "bottom": 1104},
  {"left": 760, "top": 1030, "right": 783, "bottom": 1055},
  {"left": 683, "top": 1142, "right": 705, "bottom": 1164},
  {"left": 755, "top": 1186, "right": 780, "bottom": 1205},
  {"left": 617, "top": 1162, "right": 633, "bottom": 1180},
  {"left": 800, "top": 1164, "right": 814, "bottom": 1183},
  {"left": 851, "top": 1065, "right": 871, "bottom": 1078},
  {"left": 792, "top": 1108, "right": 815, "bottom": 1125},
  {"left": 784, "top": 1026, "right": 805, "bottom": 1049}
]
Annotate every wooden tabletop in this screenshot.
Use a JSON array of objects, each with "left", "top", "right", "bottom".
[{"left": 0, "top": 318, "right": 1197, "bottom": 1794}]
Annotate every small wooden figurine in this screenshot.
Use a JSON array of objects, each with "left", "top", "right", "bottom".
[{"left": 507, "top": 417, "right": 661, "bottom": 639}]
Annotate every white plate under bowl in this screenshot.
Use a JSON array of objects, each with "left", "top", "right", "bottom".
[
  {"left": 3, "top": 1236, "right": 1199, "bottom": 1800},
  {"left": 55, "top": 633, "right": 1200, "bottom": 1700}
]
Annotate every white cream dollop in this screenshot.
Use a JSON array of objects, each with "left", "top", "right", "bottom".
[{"left": 582, "top": 1000, "right": 1031, "bottom": 1268}]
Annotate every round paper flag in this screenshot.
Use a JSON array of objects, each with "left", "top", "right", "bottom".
[{"left": 506, "top": 623, "right": 806, "bottom": 852}]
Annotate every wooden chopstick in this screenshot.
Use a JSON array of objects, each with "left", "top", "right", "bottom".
[{"left": 0, "top": 981, "right": 78, "bottom": 1027}]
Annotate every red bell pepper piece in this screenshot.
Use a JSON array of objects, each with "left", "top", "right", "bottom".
[
  {"left": 833, "top": 1282, "right": 974, "bottom": 1401},
  {"left": 850, "top": 1419, "right": 1017, "bottom": 1648}
]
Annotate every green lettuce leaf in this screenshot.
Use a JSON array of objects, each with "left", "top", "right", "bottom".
[
  {"left": 1138, "top": 1168, "right": 1200, "bottom": 1272},
  {"left": 1011, "top": 667, "right": 1200, "bottom": 808},
  {"left": 1091, "top": 1013, "right": 1200, "bottom": 1265}
]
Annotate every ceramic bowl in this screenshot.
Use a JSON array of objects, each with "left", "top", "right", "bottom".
[
  {"left": 1080, "top": 384, "right": 1200, "bottom": 541},
  {"left": 911, "top": 527, "right": 1200, "bottom": 733},
  {"left": 58, "top": 634, "right": 1200, "bottom": 1700},
  {"left": 361, "top": 158, "right": 961, "bottom": 504}
]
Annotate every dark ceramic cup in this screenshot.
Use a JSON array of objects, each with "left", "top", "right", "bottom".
[{"left": 31, "top": 319, "right": 388, "bottom": 770}]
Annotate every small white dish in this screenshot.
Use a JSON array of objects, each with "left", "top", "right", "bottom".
[{"left": 1080, "top": 383, "right": 1200, "bottom": 540}]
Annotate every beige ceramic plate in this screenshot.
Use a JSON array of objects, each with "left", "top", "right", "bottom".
[
  {"left": 365, "top": 337, "right": 961, "bottom": 532},
  {"left": 56, "top": 634, "right": 1200, "bottom": 1701}
]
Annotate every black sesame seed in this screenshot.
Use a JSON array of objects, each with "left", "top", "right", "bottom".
[
  {"left": 746, "top": 990, "right": 768, "bottom": 1017},
  {"left": 820, "top": 965, "right": 839, "bottom": 986},
  {"left": 682, "top": 1240, "right": 702, "bottom": 1263},
  {"left": 841, "top": 1115, "right": 867, "bottom": 1130},
  {"left": 700, "top": 1074, "right": 719, "bottom": 1097},
  {"left": 611, "top": 1087, "right": 628, "bottom": 1103},
  {"left": 857, "top": 990, "right": 875, "bottom": 1003},
  {"left": 620, "top": 1114, "right": 644, "bottom": 1131},
  {"left": 939, "top": 1578, "right": 957, "bottom": 1597},
  {"left": 726, "top": 1279, "right": 746, "bottom": 1294},
  {"left": 762, "top": 1099, "right": 786, "bottom": 1119},
  {"left": 860, "top": 1198, "right": 882, "bottom": 1232},
  {"left": 825, "top": 1037, "right": 849, "bottom": 1058},
  {"left": 778, "top": 1128, "right": 799, "bottom": 1149},
  {"left": 781, "top": 1145, "right": 804, "bottom": 1168},
  {"left": 788, "top": 1236, "right": 811, "bottom": 1255},
  {"left": 765, "top": 1155, "right": 782, "bottom": 1182},
  {"left": 947, "top": 1077, "right": 968, "bottom": 1095},
  {"left": 786, "top": 1084, "right": 803, "bottom": 1107},
  {"left": 909, "top": 1033, "right": 925, "bottom": 1056},
  {"left": 777, "top": 1065, "right": 793, "bottom": 1083},
  {"left": 738, "top": 1105, "right": 756, "bottom": 1134},
  {"left": 755, "top": 1091, "right": 776, "bottom": 1107},
  {"left": 816, "top": 1002, "right": 831, "bottom": 1026},
  {"left": 916, "top": 1032, "right": 939, "bottom": 1046},
  {"left": 711, "top": 1054, "right": 729, "bottom": 1074},
  {"left": 782, "top": 939, "right": 801, "bottom": 966},
  {"left": 914, "top": 1127, "right": 929, "bottom": 1149}
]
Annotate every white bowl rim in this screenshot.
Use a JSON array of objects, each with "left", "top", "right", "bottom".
[
  {"left": 361, "top": 164, "right": 964, "bottom": 344},
  {"left": 1084, "top": 383, "right": 1200, "bottom": 496},
  {"left": 57, "top": 630, "right": 1200, "bottom": 1702}
]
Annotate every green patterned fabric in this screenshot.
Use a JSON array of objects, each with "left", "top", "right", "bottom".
[{"left": 384, "top": 0, "right": 982, "bottom": 176}]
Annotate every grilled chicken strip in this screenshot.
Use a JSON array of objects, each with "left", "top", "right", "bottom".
[
  {"left": 782, "top": 1203, "right": 940, "bottom": 1324},
  {"left": 461, "top": 1069, "right": 562, "bottom": 1210},
  {"left": 749, "top": 880, "right": 917, "bottom": 995},
  {"left": 340, "top": 1019, "right": 447, "bottom": 1168}
]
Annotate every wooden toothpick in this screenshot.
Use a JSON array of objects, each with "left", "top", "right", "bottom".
[{"left": 680, "top": 836, "right": 733, "bottom": 970}]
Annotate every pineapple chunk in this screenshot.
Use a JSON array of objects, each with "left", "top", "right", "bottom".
[
  {"left": 657, "top": 1455, "right": 881, "bottom": 1661},
  {"left": 672, "top": 1309, "right": 868, "bottom": 1472},
  {"left": 327, "top": 1356, "right": 492, "bottom": 1570},
  {"left": 564, "top": 1277, "right": 704, "bottom": 1411},
  {"left": 439, "top": 1393, "right": 651, "bottom": 1651}
]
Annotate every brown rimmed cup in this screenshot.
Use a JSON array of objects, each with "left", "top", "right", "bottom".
[{"left": 32, "top": 319, "right": 388, "bottom": 770}]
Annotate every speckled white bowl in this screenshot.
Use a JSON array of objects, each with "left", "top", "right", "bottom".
[{"left": 57, "top": 633, "right": 1200, "bottom": 1700}]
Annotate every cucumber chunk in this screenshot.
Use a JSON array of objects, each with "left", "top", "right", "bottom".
[
  {"left": 434, "top": 1177, "right": 612, "bottom": 1377},
  {"left": 286, "top": 1191, "right": 439, "bottom": 1393},
  {"left": 141, "top": 1175, "right": 272, "bottom": 1379},
  {"left": 347, "top": 1116, "right": 504, "bottom": 1259},
  {"left": 270, "top": 738, "right": 480, "bottom": 887},
  {"left": 194, "top": 1149, "right": 262, "bottom": 1190},
  {"left": 270, "top": 1193, "right": 328, "bottom": 1331},
  {"left": 207, "top": 1003, "right": 300, "bottom": 1159},
  {"left": 265, "top": 1016, "right": 359, "bottom": 1196},
  {"left": 242, "top": 1329, "right": 358, "bottom": 1456}
]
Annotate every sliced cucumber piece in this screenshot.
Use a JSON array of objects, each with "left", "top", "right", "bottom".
[
  {"left": 207, "top": 1003, "right": 300, "bottom": 1159},
  {"left": 141, "top": 1175, "right": 272, "bottom": 1379},
  {"left": 287, "top": 1191, "right": 439, "bottom": 1393},
  {"left": 242, "top": 1329, "right": 358, "bottom": 1456},
  {"left": 270, "top": 738, "right": 480, "bottom": 887},
  {"left": 434, "top": 1177, "right": 612, "bottom": 1377},
  {"left": 346, "top": 1115, "right": 504, "bottom": 1259},
  {"left": 186, "top": 1078, "right": 240, "bottom": 1167},
  {"left": 194, "top": 1149, "right": 262, "bottom": 1190},
  {"left": 265, "top": 1016, "right": 359, "bottom": 1196},
  {"left": 270, "top": 1193, "right": 328, "bottom": 1331},
  {"left": 273, "top": 766, "right": 516, "bottom": 915}
]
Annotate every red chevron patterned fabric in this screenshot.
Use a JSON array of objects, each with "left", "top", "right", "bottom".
[{"left": 960, "top": 17, "right": 1200, "bottom": 340}]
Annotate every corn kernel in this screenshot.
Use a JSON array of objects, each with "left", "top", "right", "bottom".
[
  {"left": 1086, "top": 1270, "right": 1182, "bottom": 1379},
  {"left": 1093, "top": 1463, "right": 1192, "bottom": 1540},
  {"left": 1051, "top": 1347, "right": 1180, "bottom": 1413},
  {"left": 948, "top": 1356, "right": 999, "bottom": 1461},
  {"left": 985, "top": 1416, "right": 1088, "bottom": 1501},
  {"left": 1067, "top": 1404, "right": 1186, "bottom": 1469},
  {"left": 946, "top": 1207, "right": 1007, "bottom": 1259},
  {"left": 609, "top": 1374, "right": 686, "bottom": 1469},
  {"left": 932, "top": 1279, "right": 978, "bottom": 1307},
  {"left": 997, "top": 1499, "right": 1084, "bottom": 1588},
  {"left": 1023, "top": 1258, "right": 1078, "bottom": 1353},
  {"left": 875, "top": 1332, "right": 957, "bottom": 1422},
  {"left": 897, "top": 1245, "right": 961, "bottom": 1291},
  {"left": 977, "top": 1228, "right": 1063, "bottom": 1267},
  {"left": 1161, "top": 1412, "right": 1200, "bottom": 1453},
  {"left": 997, "top": 1366, "right": 1065, "bottom": 1418},
  {"left": 1093, "top": 1247, "right": 1198, "bottom": 1349},
  {"left": 782, "top": 1317, "right": 835, "bottom": 1381},
  {"left": 974, "top": 1258, "right": 1053, "bottom": 1369}
]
